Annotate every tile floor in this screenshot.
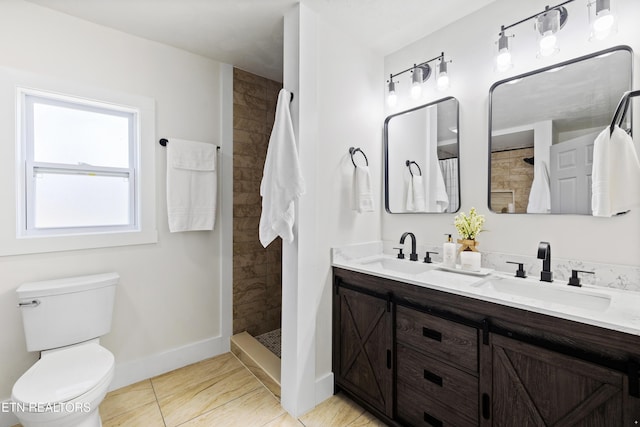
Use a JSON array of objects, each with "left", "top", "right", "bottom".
[{"left": 12, "top": 352, "right": 384, "bottom": 427}]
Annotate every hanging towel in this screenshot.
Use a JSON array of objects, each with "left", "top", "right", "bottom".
[
  {"left": 592, "top": 125, "right": 640, "bottom": 217},
  {"left": 426, "top": 164, "right": 449, "bottom": 213},
  {"left": 167, "top": 139, "right": 217, "bottom": 232},
  {"left": 406, "top": 175, "right": 426, "bottom": 212},
  {"left": 259, "top": 89, "right": 305, "bottom": 247},
  {"left": 527, "top": 160, "right": 551, "bottom": 213},
  {"left": 352, "top": 164, "right": 374, "bottom": 213}
]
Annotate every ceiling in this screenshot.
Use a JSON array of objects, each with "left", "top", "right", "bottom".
[
  {"left": 24, "top": 0, "right": 497, "bottom": 82},
  {"left": 491, "top": 48, "right": 632, "bottom": 151}
]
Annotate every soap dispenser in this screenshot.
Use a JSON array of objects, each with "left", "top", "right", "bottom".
[{"left": 442, "top": 234, "right": 457, "bottom": 268}]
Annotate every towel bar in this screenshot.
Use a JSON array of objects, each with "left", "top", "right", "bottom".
[
  {"left": 159, "top": 138, "right": 220, "bottom": 150},
  {"left": 610, "top": 89, "right": 640, "bottom": 136},
  {"left": 406, "top": 160, "right": 422, "bottom": 176},
  {"left": 349, "top": 147, "right": 369, "bottom": 167}
]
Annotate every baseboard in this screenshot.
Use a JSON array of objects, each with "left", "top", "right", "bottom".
[
  {"left": 315, "top": 372, "right": 335, "bottom": 406},
  {"left": 109, "top": 334, "right": 229, "bottom": 391},
  {"left": 0, "top": 401, "right": 18, "bottom": 427}
]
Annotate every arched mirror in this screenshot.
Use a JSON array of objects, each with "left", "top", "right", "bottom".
[
  {"left": 488, "top": 46, "right": 632, "bottom": 214},
  {"left": 384, "top": 97, "right": 460, "bottom": 213}
]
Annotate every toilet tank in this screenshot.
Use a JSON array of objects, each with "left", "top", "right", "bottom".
[{"left": 17, "top": 272, "right": 119, "bottom": 352}]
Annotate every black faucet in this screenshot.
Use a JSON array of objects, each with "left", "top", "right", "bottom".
[
  {"left": 400, "top": 232, "right": 418, "bottom": 261},
  {"left": 537, "top": 241, "right": 553, "bottom": 282}
]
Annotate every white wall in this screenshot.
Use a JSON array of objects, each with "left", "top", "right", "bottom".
[
  {"left": 383, "top": 0, "right": 640, "bottom": 267},
  {"left": 0, "top": 0, "right": 230, "bottom": 411},
  {"left": 282, "top": 2, "right": 383, "bottom": 416}
]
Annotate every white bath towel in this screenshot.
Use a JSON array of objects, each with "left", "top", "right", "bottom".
[
  {"left": 259, "top": 89, "right": 305, "bottom": 247},
  {"left": 426, "top": 164, "right": 449, "bottom": 213},
  {"left": 167, "top": 139, "right": 217, "bottom": 232},
  {"left": 592, "top": 126, "right": 640, "bottom": 217},
  {"left": 527, "top": 160, "right": 551, "bottom": 213},
  {"left": 352, "top": 164, "right": 374, "bottom": 213},
  {"left": 406, "top": 175, "right": 426, "bottom": 212}
]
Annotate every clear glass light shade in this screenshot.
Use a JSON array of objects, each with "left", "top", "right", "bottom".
[
  {"left": 496, "top": 33, "right": 512, "bottom": 72},
  {"left": 410, "top": 67, "right": 423, "bottom": 99},
  {"left": 590, "top": 0, "right": 616, "bottom": 41},
  {"left": 387, "top": 80, "right": 397, "bottom": 107},
  {"left": 437, "top": 61, "right": 450, "bottom": 90},
  {"left": 536, "top": 9, "right": 560, "bottom": 57}
]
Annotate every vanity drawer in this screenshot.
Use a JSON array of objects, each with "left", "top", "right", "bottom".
[
  {"left": 396, "top": 380, "right": 476, "bottom": 427},
  {"left": 396, "top": 343, "right": 478, "bottom": 422},
  {"left": 396, "top": 305, "right": 478, "bottom": 372}
]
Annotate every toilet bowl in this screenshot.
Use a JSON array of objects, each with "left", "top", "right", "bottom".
[
  {"left": 12, "top": 342, "right": 115, "bottom": 427},
  {"left": 12, "top": 273, "right": 119, "bottom": 427}
]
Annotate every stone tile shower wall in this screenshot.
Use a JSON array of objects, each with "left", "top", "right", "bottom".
[
  {"left": 233, "top": 68, "right": 283, "bottom": 336},
  {"left": 490, "top": 147, "right": 534, "bottom": 213}
]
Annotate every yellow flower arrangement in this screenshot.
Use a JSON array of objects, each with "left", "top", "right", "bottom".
[{"left": 454, "top": 207, "right": 485, "bottom": 240}]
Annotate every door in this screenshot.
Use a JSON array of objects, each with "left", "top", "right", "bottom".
[
  {"left": 489, "top": 334, "right": 625, "bottom": 426},
  {"left": 333, "top": 283, "right": 393, "bottom": 418},
  {"left": 549, "top": 133, "right": 596, "bottom": 214}
]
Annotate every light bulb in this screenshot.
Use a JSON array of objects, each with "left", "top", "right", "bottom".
[
  {"left": 593, "top": 12, "right": 614, "bottom": 40},
  {"left": 437, "top": 73, "right": 449, "bottom": 91},
  {"left": 410, "top": 66, "right": 423, "bottom": 99},
  {"left": 539, "top": 31, "right": 557, "bottom": 57},
  {"left": 496, "top": 49, "right": 512, "bottom": 72},
  {"left": 387, "top": 92, "right": 397, "bottom": 107},
  {"left": 387, "top": 79, "right": 397, "bottom": 107},
  {"left": 496, "top": 32, "right": 512, "bottom": 72},
  {"left": 410, "top": 84, "right": 422, "bottom": 99},
  {"left": 437, "top": 60, "right": 449, "bottom": 90},
  {"left": 590, "top": 0, "right": 615, "bottom": 41}
]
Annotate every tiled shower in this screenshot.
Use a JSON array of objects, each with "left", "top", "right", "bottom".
[{"left": 232, "top": 68, "right": 282, "bottom": 357}]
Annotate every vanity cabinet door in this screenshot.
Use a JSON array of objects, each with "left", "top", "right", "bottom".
[
  {"left": 333, "top": 285, "right": 393, "bottom": 418},
  {"left": 488, "top": 334, "right": 625, "bottom": 426}
]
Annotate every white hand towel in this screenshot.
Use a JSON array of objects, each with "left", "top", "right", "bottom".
[
  {"left": 592, "top": 126, "right": 640, "bottom": 217},
  {"left": 167, "top": 139, "right": 217, "bottom": 232},
  {"left": 406, "top": 175, "right": 426, "bottom": 212},
  {"left": 527, "top": 160, "right": 551, "bottom": 214},
  {"left": 259, "top": 89, "right": 305, "bottom": 247},
  {"left": 352, "top": 164, "right": 374, "bottom": 213}
]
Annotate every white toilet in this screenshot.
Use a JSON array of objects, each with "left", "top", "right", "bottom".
[{"left": 12, "top": 272, "right": 119, "bottom": 427}]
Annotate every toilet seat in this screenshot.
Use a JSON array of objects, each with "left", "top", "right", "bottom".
[{"left": 12, "top": 343, "right": 114, "bottom": 405}]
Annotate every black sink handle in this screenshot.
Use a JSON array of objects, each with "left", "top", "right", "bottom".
[
  {"left": 506, "top": 261, "right": 527, "bottom": 278},
  {"left": 568, "top": 269, "right": 595, "bottom": 287}
]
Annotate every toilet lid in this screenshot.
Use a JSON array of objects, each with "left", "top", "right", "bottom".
[{"left": 12, "top": 343, "right": 114, "bottom": 404}]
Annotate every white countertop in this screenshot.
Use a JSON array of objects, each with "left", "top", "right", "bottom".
[{"left": 332, "top": 242, "right": 640, "bottom": 337}]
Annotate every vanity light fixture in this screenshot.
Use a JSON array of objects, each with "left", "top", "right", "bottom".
[
  {"left": 386, "top": 52, "right": 449, "bottom": 106},
  {"left": 496, "top": 0, "right": 572, "bottom": 70},
  {"left": 588, "top": 0, "right": 616, "bottom": 41}
]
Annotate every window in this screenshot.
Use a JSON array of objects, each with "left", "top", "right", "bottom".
[{"left": 20, "top": 90, "right": 139, "bottom": 236}]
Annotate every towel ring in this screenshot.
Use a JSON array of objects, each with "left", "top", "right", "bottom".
[
  {"left": 406, "top": 160, "right": 422, "bottom": 177},
  {"left": 349, "top": 147, "right": 369, "bottom": 167}
]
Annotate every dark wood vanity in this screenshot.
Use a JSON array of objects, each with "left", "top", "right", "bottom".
[{"left": 333, "top": 267, "right": 640, "bottom": 426}]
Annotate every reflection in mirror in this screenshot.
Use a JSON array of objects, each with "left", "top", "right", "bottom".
[
  {"left": 384, "top": 97, "right": 460, "bottom": 213},
  {"left": 489, "top": 46, "right": 632, "bottom": 215}
]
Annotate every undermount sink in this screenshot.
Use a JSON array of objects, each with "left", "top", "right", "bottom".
[
  {"left": 474, "top": 277, "right": 611, "bottom": 312},
  {"left": 358, "top": 257, "right": 436, "bottom": 275}
]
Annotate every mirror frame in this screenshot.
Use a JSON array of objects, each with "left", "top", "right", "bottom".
[
  {"left": 384, "top": 96, "right": 460, "bottom": 214},
  {"left": 487, "top": 45, "right": 633, "bottom": 215}
]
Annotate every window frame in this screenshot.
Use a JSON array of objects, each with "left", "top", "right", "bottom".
[
  {"left": 18, "top": 88, "right": 141, "bottom": 237},
  {"left": 21, "top": 91, "right": 140, "bottom": 236}
]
